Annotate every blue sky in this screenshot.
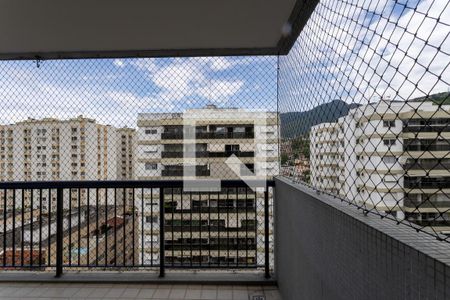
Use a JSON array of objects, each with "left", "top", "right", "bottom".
[
  {"left": 1, "top": 0, "right": 448, "bottom": 124},
  {"left": 0, "top": 56, "right": 278, "bottom": 128},
  {"left": 278, "top": 0, "right": 450, "bottom": 113}
]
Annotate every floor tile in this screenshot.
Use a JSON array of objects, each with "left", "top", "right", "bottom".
[
  {"left": 169, "top": 289, "right": 186, "bottom": 299},
  {"left": 153, "top": 288, "right": 171, "bottom": 299},
  {"left": 122, "top": 287, "right": 142, "bottom": 298},
  {"left": 136, "top": 288, "right": 157, "bottom": 299},
  {"left": 200, "top": 289, "right": 217, "bottom": 300},
  {"left": 104, "top": 288, "right": 126, "bottom": 298},
  {"left": 184, "top": 289, "right": 202, "bottom": 299},
  {"left": 217, "top": 289, "right": 233, "bottom": 300},
  {"left": 0, "top": 283, "right": 280, "bottom": 300},
  {"left": 232, "top": 289, "right": 249, "bottom": 300}
]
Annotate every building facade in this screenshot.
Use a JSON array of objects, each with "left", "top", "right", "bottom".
[
  {"left": 310, "top": 100, "right": 450, "bottom": 231},
  {"left": 136, "top": 106, "right": 279, "bottom": 267},
  {"left": 0, "top": 116, "right": 135, "bottom": 211}
]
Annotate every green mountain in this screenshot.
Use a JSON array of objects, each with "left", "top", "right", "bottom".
[
  {"left": 410, "top": 91, "right": 450, "bottom": 105},
  {"left": 280, "top": 100, "right": 360, "bottom": 138}
]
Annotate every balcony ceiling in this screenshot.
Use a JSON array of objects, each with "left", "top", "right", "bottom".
[{"left": 0, "top": 0, "right": 318, "bottom": 60}]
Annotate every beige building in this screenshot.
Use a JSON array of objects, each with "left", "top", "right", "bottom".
[{"left": 0, "top": 116, "right": 135, "bottom": 211}]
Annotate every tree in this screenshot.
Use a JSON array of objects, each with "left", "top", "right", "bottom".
[{"left": 291, "top": 135, "right": 310, "bottom": 159}]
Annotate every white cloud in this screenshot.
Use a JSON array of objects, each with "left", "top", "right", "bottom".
[
  {"left": 280, "top": 0, "right": 450, "bottom": 111},
  {"left": 108, "top": 91, "right": 175, "bottom": 111},
  {"left": 130, "top": 58, "right": 159, "bottom": 73},
  {"left": 113, "top": 59, "right": 125, "bottom": 68},
  {"left": 0, "top": 65, "right": 168, "bottom": 127},
  {"left": 197, "top": 80, "right": 244, "bottom": 102},
  {"left": 131, "top": 57, "right": 245, "bottom": 104}
]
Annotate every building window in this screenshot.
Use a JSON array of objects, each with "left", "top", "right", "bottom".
[
  {"left": 145, "top": 163, "right": 157, "bottom": 170},
  {"left": 382, "top": 156, "right": 397, "bottom": 164},
  {"left": 225, "top": 144, "right": 240, "bottom": 153},
  {"left": 143, "top": 145, "right": 158, "bottom": 154},
  {"left": 383, "top": 120, "right": 395, "bottom": 128},
  {"left": 383, "top": 175, "right": 397, "bottom": 183},
  {"left": 145, "top": 216, "right": 158, "bottom": 223},
  {"left": 383, "top": 139, "right": 396, "bottom": 146},
  {"left": 145, "top": 129, "right": 157, "bottom": 135}
]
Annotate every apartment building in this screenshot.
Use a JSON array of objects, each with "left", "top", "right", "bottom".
[
  {"left": 136, "top": 105, "right": 279, "bottom": 267},
  {"left": 310, "top": 99, "right": 450, "bottom": 229},
  {"left": 0, "top": 116, "right": 135, "bottom": 211}
]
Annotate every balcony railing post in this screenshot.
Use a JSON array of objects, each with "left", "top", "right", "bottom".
[
  {"left": 159, "top": 188, "right": 165, "bottom": 277},
  {"left": 55, "top": 188, "right": 64, "bottom": 278},
  {"left": 264, "top": 189, "right": 270, "bottom": 279}
]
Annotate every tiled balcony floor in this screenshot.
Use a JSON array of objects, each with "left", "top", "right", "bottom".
[{"left": 0, "top": 283, "right": 281, "bottom": 299}]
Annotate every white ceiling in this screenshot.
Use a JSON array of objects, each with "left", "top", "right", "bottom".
[{"left": 0, "top": 0, "right": 305, "bottom": 59}]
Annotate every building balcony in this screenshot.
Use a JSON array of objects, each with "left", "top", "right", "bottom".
[
  {"left": 161, "top": 168, "right": 210, "bottom": 177},
  {"left": 404, "top": 160, "right": 450, "bottom": 170},
  {"left": 404, "top": 144, "right": 450, "bottom": 152},
  {"left": 161, "top": 132, "right": 255, "bottom": 140},
  {"left": 161, "top": 151, "right": 254, "bottom": 158},
  {"left": 161, "top": 151, "right": 209, "bottom": 158},
  {"left": 404, "top": 176, "right": 450, "bottom": 189},
  {"left": 403, "top": 125, "right": 450, "bottom": 133}
]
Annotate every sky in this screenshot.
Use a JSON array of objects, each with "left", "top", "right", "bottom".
[
  {"left": 278, "top": 0, "right": 450, "bottom": 113},
  {"left": 1, "top": 0, "right": 449, "bottom": 126},
  {"left": 0, "top": 56, "right": 278, "bottom": 128}
]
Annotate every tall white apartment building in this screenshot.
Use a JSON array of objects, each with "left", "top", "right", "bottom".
[
  {"left": 136, "top": 106, "right": 279, "bottom": 180},
  {"left": 135, "top": 105, "right": 279, "bottom": 266},
  {"left": 0, "top": 116, "right": 135, "bottom": 210},
  {"left": 310, "top": 99, "right": 450, "bottom": 228}
]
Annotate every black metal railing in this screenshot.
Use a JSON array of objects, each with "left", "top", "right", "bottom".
[
  {"left": 196, "top": 132, "right": 255, "bottom": 139},
  {"left": 404, "top": 160, "right": 450, "bottom": 170},
  {"left": 161, "top": 151, "right": 209, "bottom": 158},
  {"left": 161, "top": 169, "right": 211, "bottom": 177},
  {"left": 0, "top": 180, "right": 274, "bottom": 278},
  {"left": 161, "top": 132, "right": 255, "bottom": 140},
  {"left": 404, "top": 139, "right": 450, "bottom": 152},
  {"left": 404, "top": 177, "right": 450, "bottom": 189},
  {"left": 161, "top": 151, "right": 255, "bottom": 158},
  {"left": 403, "top": 125, "right": 450, "bottom": 133},
  {"left": 209, "top": 151, "right": 255, "bottom": 157},
  {"left": 404, "top": 199, "right": 450, "bottom": 209},
  {"left": 404, "top": 144, "right": 450, "bottom": 152}
]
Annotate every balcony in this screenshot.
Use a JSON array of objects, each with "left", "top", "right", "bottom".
[
  {"left": 0, "top": 178, "right": 446, "bottom": 299},
  {"left": 404, "top": 144, "right": 450, "bottom": 152},
  {"left": 1, "top": 0, "right": 450, "bottom": 298},
  {"left": 161, "top": 168, "right": 211, "bottom": 177},
  {"left": 161, "top": 151, "right": 254, "bottom": 158},
  {"left": 404, "top": 159, "right": 450, "bottom": 170},
  {"left": 161, "top": 132, "right": 183, "bottom": 140},
  {"left": 404, "top": 176, "right": 450, "bottom": 189},
  {"left": 404, "top": 198, "right": 450, "bottom": 209},
  {"left": 161, "top": 151, "right": 209, "bottom": 158}
]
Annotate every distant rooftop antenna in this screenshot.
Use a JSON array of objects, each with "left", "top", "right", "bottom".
[
  {"left": 205, "top": 104, "right": 217, "bottom": 109},
  {"left": 381, "top": 94, "right": 391, "bottom": 102}
]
